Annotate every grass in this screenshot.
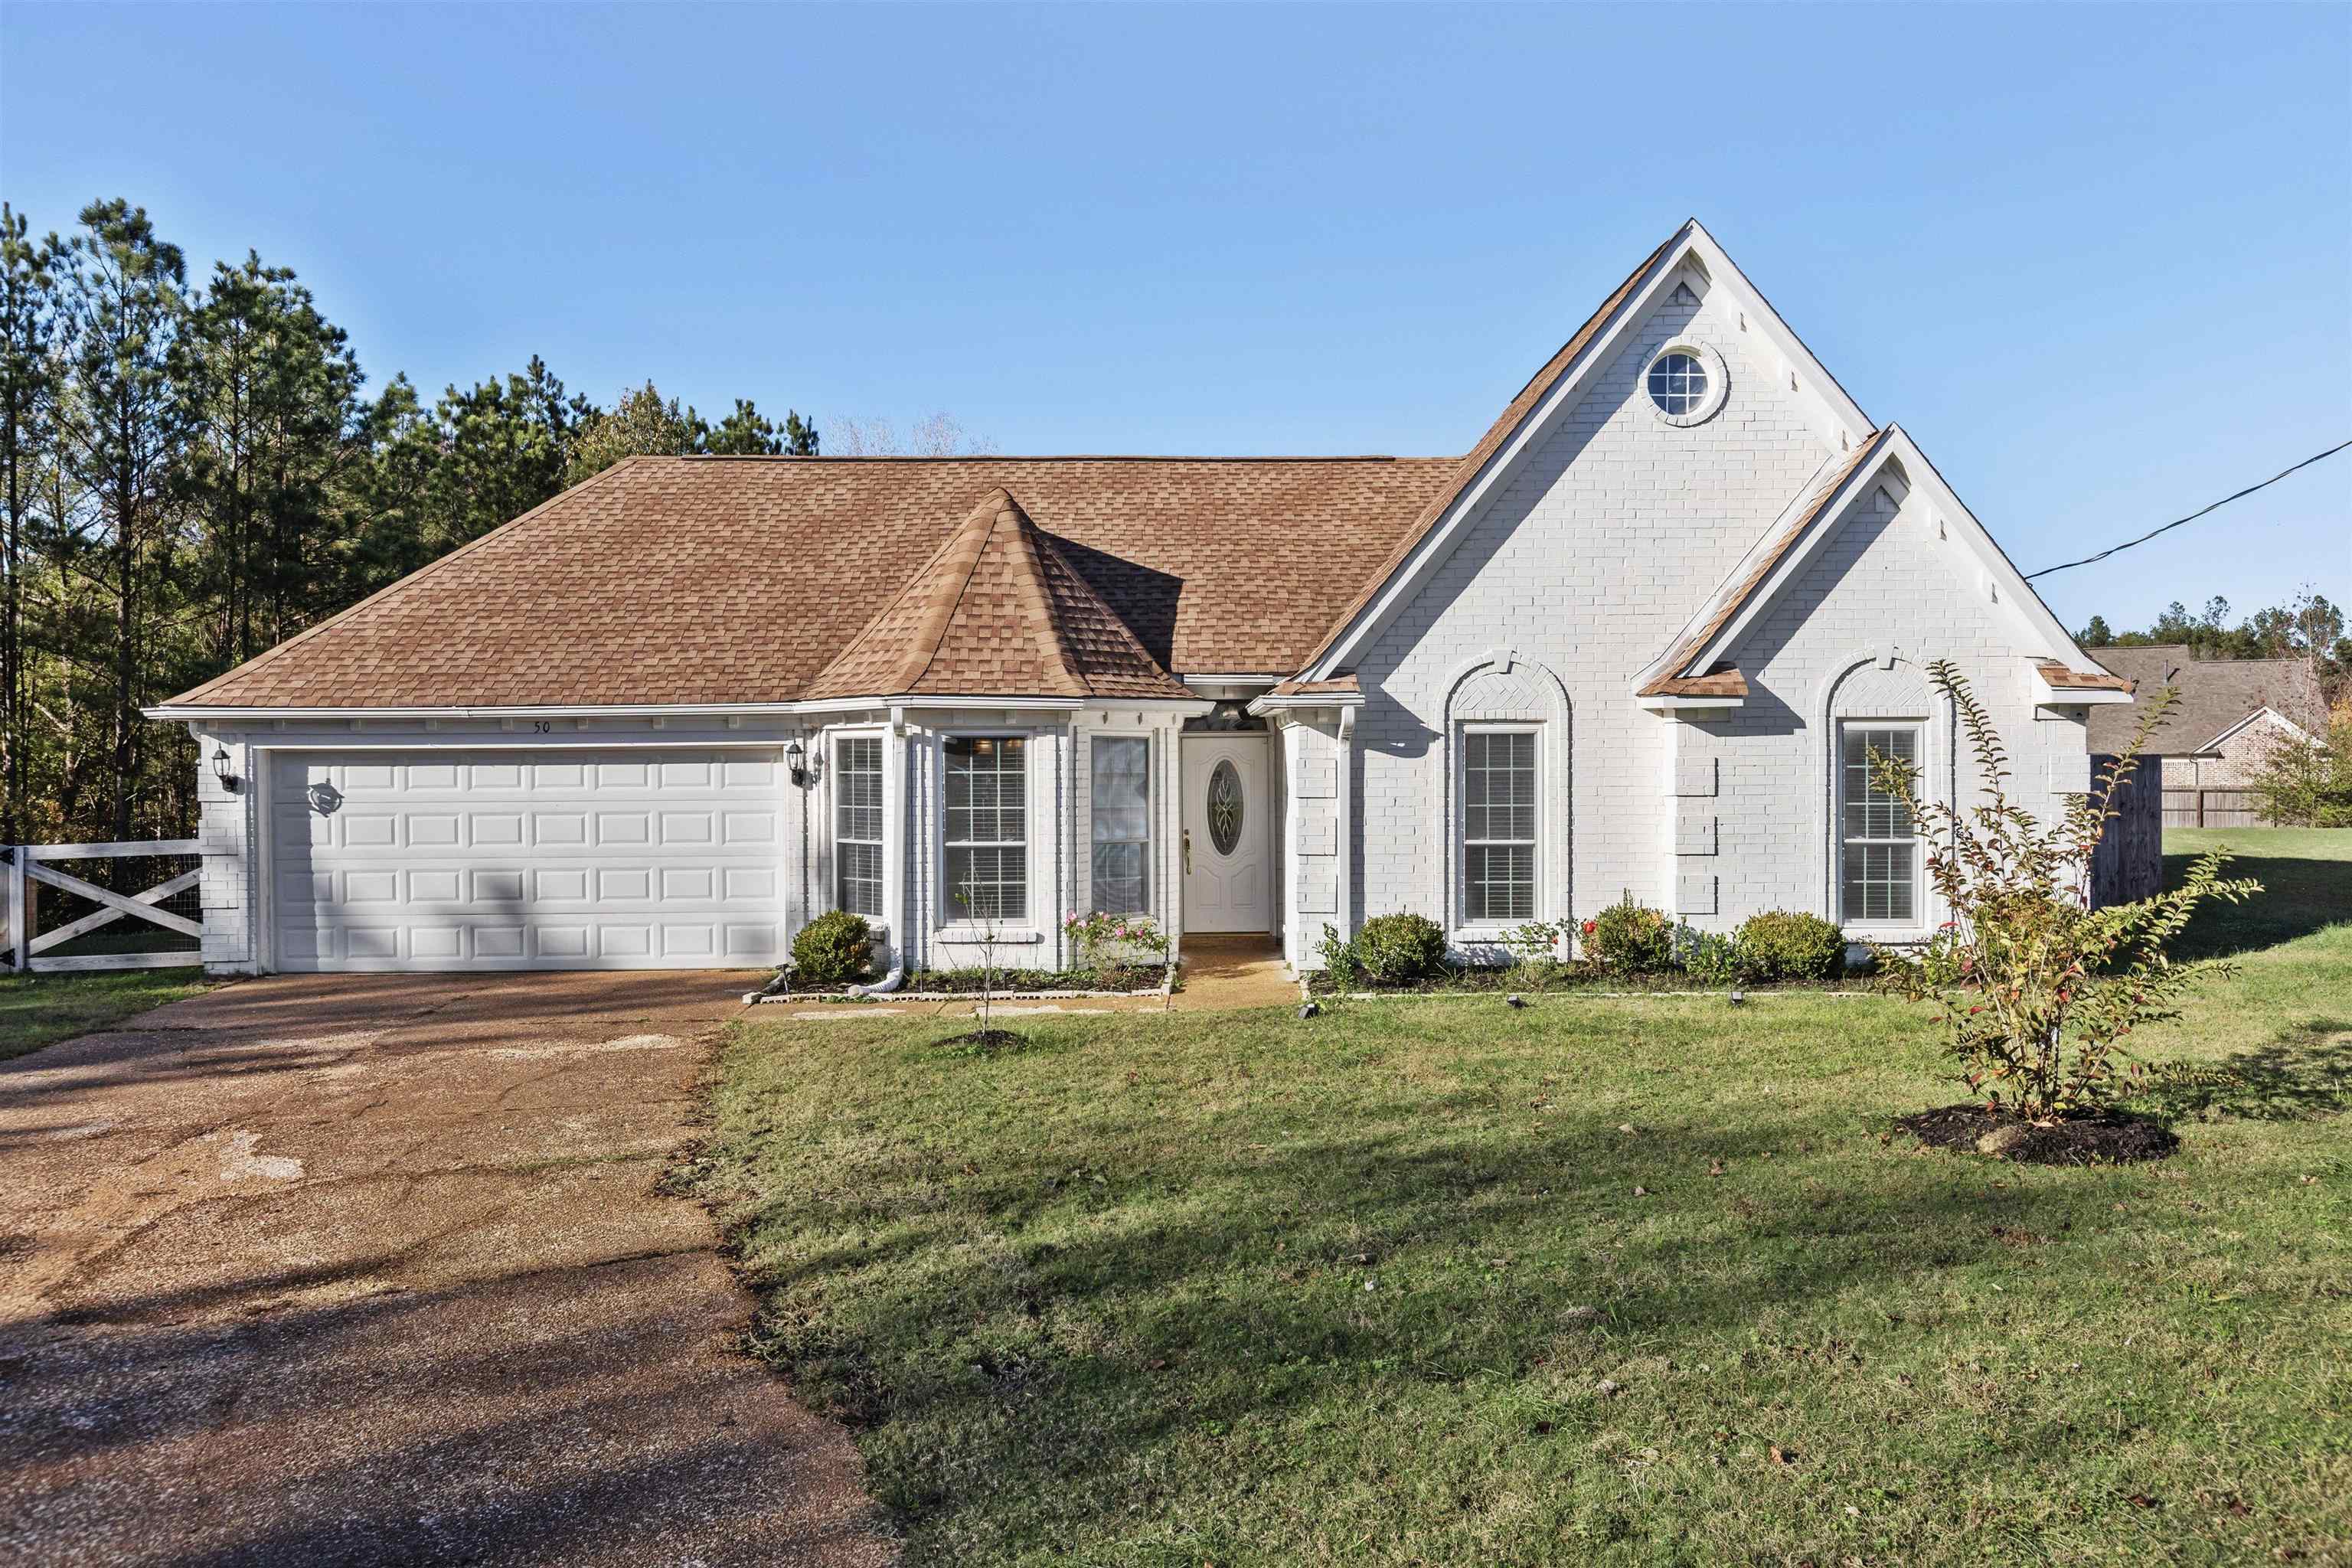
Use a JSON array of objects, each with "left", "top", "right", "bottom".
[
  {"left": 699, "top": 829, "right": 2352, "bottom": 1566},
  {"left": 0, "top": 963, "right": 211, "bottom": 1061}
]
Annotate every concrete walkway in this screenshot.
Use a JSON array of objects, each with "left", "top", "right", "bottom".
[
  {"left": 0, "top": 972, "right": 894, "bottom": 1568},
  {"left": 791, "top": 934, "right": 1300, "bottom": 1023}
]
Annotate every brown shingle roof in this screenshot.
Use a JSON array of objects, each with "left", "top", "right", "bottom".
[
  {"left": 2034, "top": 661, "right": 2132, "bottom": 693},
  {"left": 805, "top": 488, "right": 1189, "bottom": 701},
  {"left": 1635, "top": 431, "right": 1889, "bottom": 697},
  {"left": 1263, "top": 673, "right": 1361, "bottom": 698},
  {"left": 1642, "top": 662, "right": 1749, "bottom": 700},
  {"left": 166, "top": 455, "right": 1458, "bottom": 708},
  {"left": 1294, "top": 229, "right": 1681, "bottom": 671}
]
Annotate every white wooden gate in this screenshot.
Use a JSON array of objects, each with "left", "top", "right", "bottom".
[{"left": 5, "top": 840, "right": 203, "bottom": 974}]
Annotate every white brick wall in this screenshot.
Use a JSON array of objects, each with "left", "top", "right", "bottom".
[
  {"left": 1354, "top": 272, "right": 1838, "bottom": 934},
  {"left": 1341, "top": 270, "right": 2087, "bottom": 945}
]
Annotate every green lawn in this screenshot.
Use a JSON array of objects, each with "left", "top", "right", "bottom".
[
  {"left": 699, "top": 830, "right": 2352, "bottom": 1566},
  {"left": 0, "top": 965, "right": 212, "bottom": 1062}
]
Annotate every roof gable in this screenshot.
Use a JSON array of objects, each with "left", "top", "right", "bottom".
[
  {"left": 805, "top": 488, "right": 1190, "bottom": 701},
  {"left": 1302, "top": 219, "right": 1875, "bottom": 678},
  {"left": 1638, "top": 425, "right": 2114, "bottom": 695}
]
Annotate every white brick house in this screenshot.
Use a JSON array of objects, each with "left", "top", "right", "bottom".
[{"left": 149, "top": 220, "right": 2129, "bottom": 978}]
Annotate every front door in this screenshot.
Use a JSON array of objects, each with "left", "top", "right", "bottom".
[{"left": 1181, "top": 734, "right": 1271, "bottom": 933}]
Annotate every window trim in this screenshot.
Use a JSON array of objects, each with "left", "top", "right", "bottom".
[
  {"left": 1088, "top": 733, "right": 1152, "bottom": 916},
  {"left": 1456, "top": 720, "right": 1542, "bottom": 930},
  {"left": 1836, "top": 720, "right": 1924, "bottom": 929},
  {"left": 938, "top": 730, "right": 1032, "bottom": 928},
  {"left": 831, "top": 732, "right": 886, "bottom": 919},
  {"left": 1642, "top": 339, "right": 1728, "bottom": 427}
]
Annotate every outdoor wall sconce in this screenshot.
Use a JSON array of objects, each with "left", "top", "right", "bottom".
[
  {"left": 786, "top": 737, "right": 820, "bottom": 788},
  {"left": 211, "top": 745, "right": 240, "bottom": 792}
]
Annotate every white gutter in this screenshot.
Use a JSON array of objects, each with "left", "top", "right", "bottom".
[{"left": 149, "top": 694, "right": 1217, "bottom": 724}]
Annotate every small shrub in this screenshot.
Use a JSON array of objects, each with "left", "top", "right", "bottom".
[
  {"left": 1317, "top": 922, "right": 1362, "bottom": 990},
  {"left": 1061, "top": 910, "right": 1171, "bottom": 988},
  {"left": 1502, "top": 919, "right": 1569, "bottom": 985},
  {"left": 1584, "top": 896, "right": 1673, "bottom": 973},
  {"left": 1354, "top": 913, "right": 1449, "bottom": 985},
  {"left": 790, "top": 910, "right": 874, "bottom": 986},
  {"left": 1672, "top": 923, "right": 1750, "bottom": 986},
  {"left": 1736, "top": 909, "right": 1847, "bottom": 983}
]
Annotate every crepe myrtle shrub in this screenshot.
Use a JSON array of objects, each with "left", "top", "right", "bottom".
[
  {"left": 1583, "top": 895, "right": 1674, "bottom": 974},
  {"left": 1354, "top": 913, "right": 1449, "bottom": 985},
  {"left": 1061, "top": 910, "right": 1170, "bottom": 987},
  {"left": 1867, "top": 661, "right": 2261, "bottom": 1121},
  {"left": 789, "top": 910, "right": 873, "bottom": 987},
  {"left": 1734, "top": 909, "right": 1848, "bottom": 983}
]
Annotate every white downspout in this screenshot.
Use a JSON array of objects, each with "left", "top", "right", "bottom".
[{"left": 853, "top": 706, "right": 910, "bottom": 995}]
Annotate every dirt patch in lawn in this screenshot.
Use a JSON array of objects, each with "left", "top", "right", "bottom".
[{"left": 1893, "top": 1103, "right": 2179, "bottom": 1165}]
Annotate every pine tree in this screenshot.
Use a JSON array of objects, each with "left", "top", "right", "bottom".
[
  {"left": 55, "top": 199, "right": 191, "bottom": 839},
  {"left": 566, "top": 381, "right": 707, "bottom": 483},
  {"left": 0, "top": 205, "right": 64, "bottom": 843}
]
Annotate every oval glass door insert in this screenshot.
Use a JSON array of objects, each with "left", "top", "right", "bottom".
[{"left": 1207, "top": 759, "right": 1243, "bottom": 856}]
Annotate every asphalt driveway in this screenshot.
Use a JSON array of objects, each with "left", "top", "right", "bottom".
[{"left": 0, "top": 972, "right": 895, "bottom": 1567}]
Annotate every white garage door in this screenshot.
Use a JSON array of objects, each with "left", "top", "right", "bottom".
[{"left": 270, "top": 749, "right": 785, "bottom": 972}]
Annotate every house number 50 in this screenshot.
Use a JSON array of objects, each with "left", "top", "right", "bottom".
[{"left": 532, "top": 721, "right": 552, "bottom": 733}]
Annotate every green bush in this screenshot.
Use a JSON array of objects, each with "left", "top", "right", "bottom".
[
  {"left": 1354, "top": 913, "right": 1449, "bottom": 985},
  {"left": 1672, "top": 923, "right": 1751, "bottom": 986},
  {"left": 1734, "top": 909, "right": 1847, "bottom": 982},
  {"left": 1316, "top": 923, "right": 1363, "bottom": 990},
  {"left": 1584, "top": 897, "right": 1673, "bottom": 973},
  {"left": 790, "top": 910, "right": 874, "bottom": 987}
]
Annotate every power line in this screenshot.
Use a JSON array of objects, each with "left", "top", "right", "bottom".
[{"left": 2024, "top": 438, "right": 2352, "bottom": 580}]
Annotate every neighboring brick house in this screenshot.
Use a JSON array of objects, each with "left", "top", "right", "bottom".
[
  {"left": 149, "top": 220, "right": 2129, "bottom": 977},
  {"left": 2086, "top": 646, "right": 2325, "bottom": 821}
]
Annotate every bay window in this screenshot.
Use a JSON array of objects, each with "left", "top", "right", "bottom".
[
  {"left": 944, "top": 735, "right": 1027, "bottom": 921},
  {"left": 834, "top": 735, "right": 884, "bottom": 917}
]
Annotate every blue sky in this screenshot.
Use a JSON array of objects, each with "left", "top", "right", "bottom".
[{"left": 3, "top": 2, "right": 2346, "bottom": 634}]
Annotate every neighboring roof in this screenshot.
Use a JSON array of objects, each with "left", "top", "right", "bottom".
[
  {"left": 805, "top": 488, "right": 1190, "bottom": 701},
  {"left": 164, "top": 455, "right": 1457, "bottom": 709},
  {"left": 1295, "top": 231, "right": 1679, "bottom": 673},
  {"left": 1636, "top": 432, "right": 1889, "bottom": 697},
  {"left": 2084, "top": 645, "right": 2327, "bottom": 753}
]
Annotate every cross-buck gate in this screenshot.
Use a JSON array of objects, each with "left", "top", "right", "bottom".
[{"left": 4, "top": 841, "right": 204, "bottom": 974}]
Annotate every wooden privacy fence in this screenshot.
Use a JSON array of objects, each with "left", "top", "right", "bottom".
[
  {"left": 2087, "top": 754, "right": 2163, "bottom": 908},
  {"left": 4, "top": 841, "right": 204, "bottom": 975},
  {"left": 2162, "top": 789, "right": 2262, "bottom": 829}
]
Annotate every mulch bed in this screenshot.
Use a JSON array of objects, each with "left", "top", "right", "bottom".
[{"left": 1894, "top": 1103, "right": 2179, "bottom": 1165}]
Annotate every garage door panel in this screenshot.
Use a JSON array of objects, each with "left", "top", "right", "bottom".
[{"left": 271, "top": 747, "right": 783, "bottom": 972}]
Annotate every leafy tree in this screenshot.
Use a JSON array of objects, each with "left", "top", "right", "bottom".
[
  {"left": 2248, "top": 695, "right": 2352, "bottom": 828},
  {"left": 566, "top": 381, "right": 708, "bottom": 484},
  {"left": 1870, "top": 663, "right": 2260, "bottom": 1121},
  {"left": 2076, "top": 614, "right": 2113, "bottom": 647}
]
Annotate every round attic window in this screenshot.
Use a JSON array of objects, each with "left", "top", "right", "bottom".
[{"left": 1644, "top": 341, "right": 1727, "bottom": 426}]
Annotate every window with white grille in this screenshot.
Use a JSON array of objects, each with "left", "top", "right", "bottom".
[
  {"left": 1462, "top": 727, "right": 1538, "bottom": 923},
  {"left": 1840, "top": 724, "right": 1919, "bottom": 923},
  {"left": 945, "top": 736, "right": 1027, "bottom": 921},
  {"left": 834, "top": 736, "right": 884, "bottom": 917}
]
